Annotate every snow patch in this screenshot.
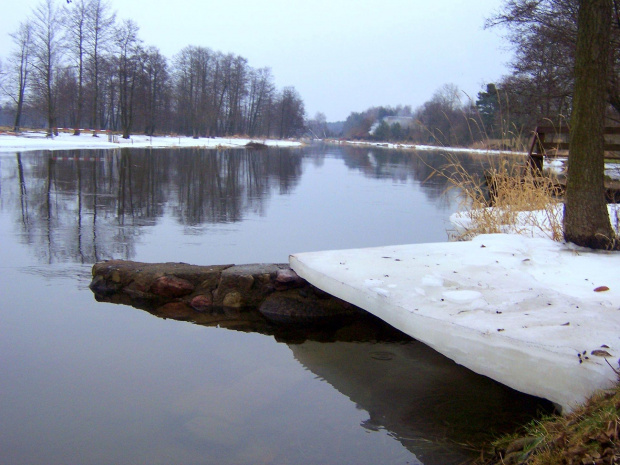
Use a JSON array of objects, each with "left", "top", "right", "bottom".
[
  {"left": 421, "top": 275, "right": 443, "bottom": 287},
  {"left": 442, "top": 290, "right": 483, "bottom": 303}
]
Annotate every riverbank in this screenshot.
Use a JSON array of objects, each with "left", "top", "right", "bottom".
[
  {"left": 0, "top": 130, "right": 303, "bottom": 152},
  {"left": 478, "top": 382, "right": 620, "bottom": 464},
  {"left": 328, "top": 138, "right": 527, "bottom": 156}
]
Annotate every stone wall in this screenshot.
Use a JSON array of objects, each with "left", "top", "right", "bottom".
[{"left": 89, "top": 260, "right": 362, "bottom": 326}]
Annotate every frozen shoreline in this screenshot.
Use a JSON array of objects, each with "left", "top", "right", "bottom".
[
  {"left": 331, "top": 138, "right": 528, "bottom": 156},
  {"left": 291, "top": 205, "right": 620, "bottom": 412},
  {"left": 0, "top": 131, "right": 303, "bottom": 153},
  {"left": 291, "top": 232, "right": 620, "bottom": 412}
]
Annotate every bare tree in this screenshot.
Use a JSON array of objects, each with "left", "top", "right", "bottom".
[
  {"left": 85, "top": 0, "right": 116, "bottom": 135},
  {"left": 224, "top": 55, "right": 248, "bottom": 135},
  {"left": 4, "top": 21, "right": 34, "bottom": 132},
  {"left": 306, "top": 111, "right": 328, "bottom": 139},
  {"left": 276, "top": 86, "right": 305, "bottom": 139},
  {"left": 245, "top": 67, "right": 275, "bottom": 136},
  {"left": 114, "top": 19, "right": 141, "bottom": 139},
  {"left": 63, "top": 0, "right": 89, "bottom": 135},
  {"left": 136, "top": 46, "right": 169, "bottom": 136},
  {"left": 414, "top": 84, "right": 470, "bottom": 146},
  {"left": 173, "top": 45, "right": 214, "bottom": 137},
  {"left": 563, "top": 0, "right": 617, "bottom": 249},
  {"left": 1, "top": 0, "right": 306, "bottom": 140},
  {"left": 31, "top": 0, "right": 63, "bottom": 136},
  {"left": 488, "top": 0, "right": 620, "bottom": 122}
]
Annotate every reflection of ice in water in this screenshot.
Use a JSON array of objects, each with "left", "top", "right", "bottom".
[{"left": 290, "top": 339, "right": 551, "bottom": 465}]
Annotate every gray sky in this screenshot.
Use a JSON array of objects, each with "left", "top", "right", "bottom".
[{"left": 0, "top": 0, "right": 512, "bottom": 121}]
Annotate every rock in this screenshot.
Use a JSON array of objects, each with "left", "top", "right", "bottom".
[
  {"left": 245, "top": 142, "right": 268, "bottom": 150},
  {"left": 274, "top": 268, "right": 305, "bottom": 290},
  {"left": 213, "top": 264, "right": 283, "bottom": 307},
  {"left": 190, "top": 294, "right": 213, "bottom": 312},
  {"left": 150, "top": 275, "right": 195, "bottom": 298},
  {"left": 90, "top": 260, "right": 361, "bottom": 327},
  {"left": 89, "top": 275, "right": 114, "bottom": 295},
  {"left": 222, "top": 291, "right": 243, "bottom": 308}
]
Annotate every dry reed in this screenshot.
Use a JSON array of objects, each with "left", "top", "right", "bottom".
[{"left": 442, "top": 156, "right": 564, "bottom": 241}]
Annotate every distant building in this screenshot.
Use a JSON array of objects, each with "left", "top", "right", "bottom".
[{"left": 369, "top": 116, "right": 416, "bottom": 135}]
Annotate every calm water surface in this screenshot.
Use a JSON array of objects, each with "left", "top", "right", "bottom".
[{"left": 0, "top": 144, "right": 549, "bottom": 465}]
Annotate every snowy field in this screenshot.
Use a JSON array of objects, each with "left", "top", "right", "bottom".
[{"left": 0, "top": 130, "right": 302, "bottom": 152}]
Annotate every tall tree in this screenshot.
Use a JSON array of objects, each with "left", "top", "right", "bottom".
[
  {"left": 414, "top": 84, "right": 469, "bottom": 146},
  {"left": 488, "top": 0, "right": 620, "bottom": 122},
  {"left": 6, "top": 21, "right": 34, "bottom": 132},
  {"left": 31, "top": 0, "right": 63, "bottom": 136},
  {"left": 173, "top": 45, "right": 214, "bottom": 137},
  {"left": 137, "top": 46, "right": 169, "bottom": 135},
  {"left": 114, "top": 19, "right": 141, "bottom": 139},
  {"left": 245, "top": 67, "right": 275, "bottom": 136},
  {"left": 564, "top": 0, "right": 617, "bottom": 249},
  {"left": 276, "top": 86, "right": 305, "bottom": 139},
  {"left": 86, "top": 0, "right": 116, "bottom": 135},
  {"left": 224, "top": 55, "right": 248, "bottom": 135},
  {"left": 64, "top": 0, "right": 89, "bottom": 135},
  {"left": 306, "top": 111, "right": 328, "bottom": 139},
  {"left": 475, "top": 83, "right": 501, "bottom": 138}
]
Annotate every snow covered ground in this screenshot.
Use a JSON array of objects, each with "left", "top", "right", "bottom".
[
  {"left": 336, "top": 138, "right": 524, "bottom": 156},
  {"left": 450, "top": 204, "right": 620, "bottom": 240},
  {"left": 336, "top": 140, "right": 620, "bottom": 180},
  {"left": 0, "top": 130, "right": 302, "bottom": 153},
  {"left": 291, "top": 213, "right": 620, "bottom": 412}
]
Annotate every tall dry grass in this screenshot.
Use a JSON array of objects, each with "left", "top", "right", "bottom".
[
  {"left": 413, "top": 87, "right": 572, "bottom": 242},
  {"left": 442, "top": 156, "right": 564, "bottom": 241}
]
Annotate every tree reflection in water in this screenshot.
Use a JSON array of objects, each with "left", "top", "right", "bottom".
[
  {"left": 9, "top": 147, "right": 304, "bottom": 263},
  {"left": 1, "top": 144, "right": 545, "bottom": 465}
]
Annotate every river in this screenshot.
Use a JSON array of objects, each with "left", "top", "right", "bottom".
[{"left": 0, "top": 144, "right": 550, "bottom": 465}]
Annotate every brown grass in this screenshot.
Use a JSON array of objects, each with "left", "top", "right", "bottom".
[{"left": 443, "top": 156, "right": 564, "bottom": 241}]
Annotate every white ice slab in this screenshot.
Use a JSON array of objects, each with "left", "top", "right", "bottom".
[{"left": 290, "top": 234, "right": 620, "bottom": 411}]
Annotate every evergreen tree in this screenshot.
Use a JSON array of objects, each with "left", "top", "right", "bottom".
[
  {"left": 390, "top": 122, "right": 403, "bottom": 141},
  {"left": 373, "top": 120, "right": 390, "bottom": 141},
  {"left": 475, "top": 83, "right": 500, "bottom": 138}
]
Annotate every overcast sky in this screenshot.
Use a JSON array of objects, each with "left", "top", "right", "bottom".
[{"left": 0, "top": 0, "right": 512, "bottom": 122}]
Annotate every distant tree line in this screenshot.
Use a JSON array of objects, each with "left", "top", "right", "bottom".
[
  {"left": 337, "top": 0, "right": 620, "bottom": 147},
  {"left": 0, "top": 0, "right": 306, "bottom": 139},
  {"left": 338, "top": 84, "right": 501, "bottom": 147}
]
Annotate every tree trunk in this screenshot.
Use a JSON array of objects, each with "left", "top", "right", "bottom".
[
  {"left": 14, "top": 88, "right": 25, "bottom": 133},
  {"left": 563, "top": 0, "right": 616, "bottom": 249}
]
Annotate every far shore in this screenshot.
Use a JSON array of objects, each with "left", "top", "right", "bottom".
[
  {"left": 0, "top": 129, "right": 304, "bottom": 153},
  {"left": 0, "top": 127, "right": 532, "bottom": 156},
  {"left": 327, "top": 138, "right": 529, "bottom": 156}
]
